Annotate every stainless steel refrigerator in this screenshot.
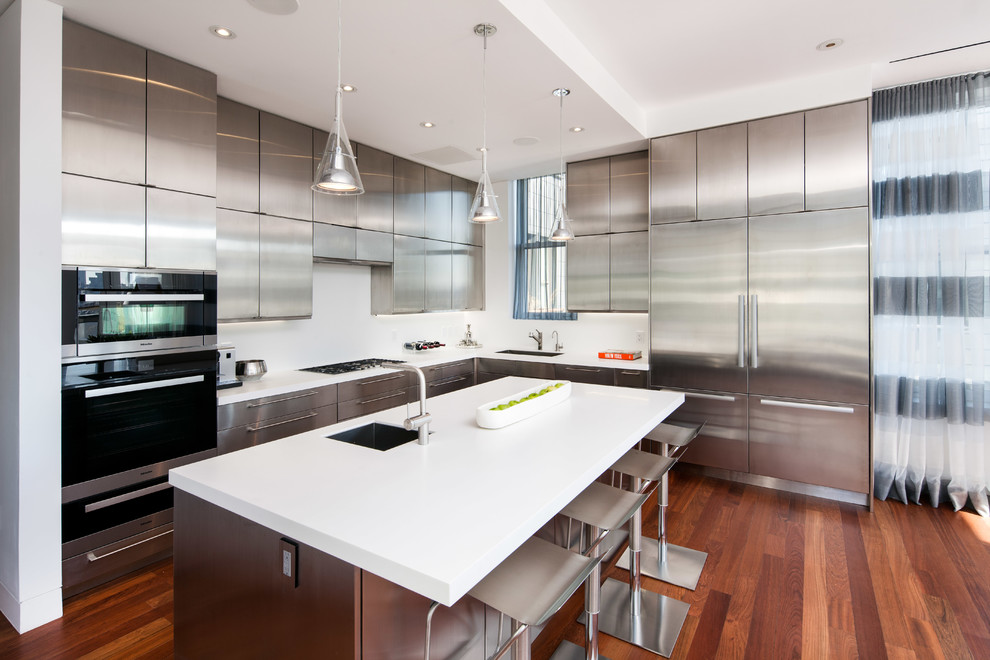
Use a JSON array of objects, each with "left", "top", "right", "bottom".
[{"left": 650, "top": 205, "right": 870, "bottom": 495}]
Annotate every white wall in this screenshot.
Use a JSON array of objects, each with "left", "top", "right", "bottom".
[
  {"left": 221, "top": 179, "right": 647, "bottom": 370},
  {"left": 0, "top": 0, "right": 64, "bottom": 634}
]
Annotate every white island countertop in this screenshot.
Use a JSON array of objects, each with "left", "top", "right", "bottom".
[{"left": 172, "top": 377, "right": 682, "bottom": 606}]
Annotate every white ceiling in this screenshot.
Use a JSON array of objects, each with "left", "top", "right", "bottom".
[{"left": 48, "top": 0, "right": 990, "bottom": 182}]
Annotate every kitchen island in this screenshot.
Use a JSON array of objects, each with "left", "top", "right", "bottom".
[{"left": 169, "top": 377, "right": 683, "bottom": 659}]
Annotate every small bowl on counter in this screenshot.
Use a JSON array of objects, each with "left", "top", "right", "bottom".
[{"left": 235, "top": 359, "right": 267, "bottom": 381}]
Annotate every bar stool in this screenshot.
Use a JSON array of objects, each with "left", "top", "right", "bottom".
[
  {"left": 425, "top": 536, "right": 604, "bottom": 660},
  {"left": 596, "top": 448, "right": 688, "bottom": 657},
  {"left": 549, "top": 481, "right": 653, "bottom": 660},
  {"left": 617, "top": 421, "right": 706, "bottom": 591}
]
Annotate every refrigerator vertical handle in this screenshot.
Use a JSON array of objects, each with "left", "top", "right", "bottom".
[
  {"left": 737, "top": 295, "right": 746, "bottom": 368},
  {"left": 751, "top": 294, "right": 759, "bottom": 368}
]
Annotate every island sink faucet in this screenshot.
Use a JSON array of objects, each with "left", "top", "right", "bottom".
[
  {"left": 383, "top": 363, "right": 432, "bottom": 445},
  {"left": 529, "top": 329, "right": 543, "bottom": 351}
]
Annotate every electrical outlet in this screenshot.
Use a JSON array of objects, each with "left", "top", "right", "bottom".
[
  {"left": 635, "top": 331, "right": 645, "bottom": 345},
  {"left": 280, "top": 538, "right": 298, "bottom": 587}
]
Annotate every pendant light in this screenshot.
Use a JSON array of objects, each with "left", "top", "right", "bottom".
[
  {"left": 469, "top": 23, "right": 500, "bottom": 223},
  {"left": 549, "top": 87, "right": 575, "bottom": 241},
  {"left": 312, "top": 0, "right": 363, "bottom": 195}
]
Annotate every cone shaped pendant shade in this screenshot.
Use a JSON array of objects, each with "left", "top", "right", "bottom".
[
  {"left": 469, "top": 150, "right": 500, "bottom": 223},
  {"left": 549, "top": 87, "right": 574, "bottom": 241},
  {"left": 313, "top": 0, "right": 363, "bottom": 195},
  {"left": 469, "top": 23, "right": 500, "bottom": 224}
]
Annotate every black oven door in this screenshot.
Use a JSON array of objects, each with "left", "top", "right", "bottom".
[{"left": 62, "top": 351, "right": 217, "bottom": 488}]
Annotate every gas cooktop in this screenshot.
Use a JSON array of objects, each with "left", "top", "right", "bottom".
[{"left": 300, "top": 358, "right": 405, "bottom": 375}]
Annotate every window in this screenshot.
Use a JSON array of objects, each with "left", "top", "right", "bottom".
[{"left": 513, "top": 174, "right": 576, "bottom": 320}]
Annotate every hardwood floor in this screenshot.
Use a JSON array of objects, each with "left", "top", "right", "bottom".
[{"left": 2, "top": 470, "right": 988, "bottom": 659}]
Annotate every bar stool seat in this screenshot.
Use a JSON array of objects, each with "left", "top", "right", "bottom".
[
  {"left": 550, "top": 482, "right": 654, "bottom": 660},
  {"left": 617, "top": 421, "right": 707, "bottom": 591},
  {"left": 425, "top": 536, "right": 603, "bottom": 660}
]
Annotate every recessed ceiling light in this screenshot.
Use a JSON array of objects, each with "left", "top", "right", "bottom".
[
  {"left": 210, "top": 25, "right": 236, "bottom": 39},
  {"left": 246, "top": 0, "right": 299, "bottom": 16},
  {"left": 513, "top": 136, "right": 539, "bottom": 146},
  {"left": 420, "top": 121, "right": 436, "bottom": 128},
  {"left": 569, "top": 127, "right": 584, "bottom": 133},
  {"left": 816, "top": 38, "right": 843, "bottom": 51},
  {"left": 341, "top": 84, "right": 357, "bottom": 92}
]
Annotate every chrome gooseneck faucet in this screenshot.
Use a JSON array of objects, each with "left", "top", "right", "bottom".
[
  {"left": 551, "top": 330, "right": 563, "bottom": 352},
  {"left": 529, "top": 329, "right": 543, "bottom": 351},
  {"left": 384, "top": 363, "right": 432, "bottom": 445}
]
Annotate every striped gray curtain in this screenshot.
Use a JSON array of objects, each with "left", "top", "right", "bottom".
[{"left": 872, "top": 72, "right": 990, "bottom": 516}]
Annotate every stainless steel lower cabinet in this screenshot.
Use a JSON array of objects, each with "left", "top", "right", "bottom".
[
  {"left": 661, "top": 389, "right": 749, "bottom": 473},
  {"left": 748, "top": 396, "right": 869, "bottom": 493},
  {"left": 362, "top": 572, "right": 486, "bottom": 660}
]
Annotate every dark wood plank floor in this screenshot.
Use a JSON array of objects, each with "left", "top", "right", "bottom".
[{"left": 2, "top": 470, "right": 988, "bottom": 659}]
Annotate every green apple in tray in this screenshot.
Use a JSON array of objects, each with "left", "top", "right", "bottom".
[{"left": 476, "top": 381, "right": 572, "bottom": 429}]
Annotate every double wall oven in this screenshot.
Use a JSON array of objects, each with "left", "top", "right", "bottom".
[{"left": 61, "top": 267, "right": 218, "bottom": 595}]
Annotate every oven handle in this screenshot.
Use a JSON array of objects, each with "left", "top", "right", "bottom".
[
  {"left": 84, "top": 374, "right": 205, "bottom": 398},
  {"left": 84, "top": 482, "right": 172, "bottom": 513},
  {"left": 87, "top": 529, "right": 173, "bottom": 562},
  {"left": 82, "top": 293, "right": 205, "bottom": 302}
]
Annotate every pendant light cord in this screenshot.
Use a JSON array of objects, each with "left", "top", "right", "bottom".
[
  {"left": 335, "top": 0, "right": 343, "bottom": 123},
  {"left": 482, "top": 25, "right": 489, "bottom": 170},
  {"left": 558, "top": 90, "right": 565, "bottom": 206}
]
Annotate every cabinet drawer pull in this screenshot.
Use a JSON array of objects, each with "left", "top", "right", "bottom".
[
  {"left": 685, "top": 392, "right": 736, "bottom": 402},
  {"left": 358, "top": 374, "right": 404, "bottom": 385},
  {"left": 562, "top": 366, "right": 601, "bottom": 373},
  {"left": 84, "top": 482, "right": 172, "bottom": 513},
  {"left": 356, "top": 391, "right": 406, "bottom": 405},
  {"left": 246, "top": 391, "right": 318, "bottom": 408},
  {"left": 87, "top": 529, "right": 173, "bottom": 562},
  {"left": 247, "top": 411, "right": 319, "bottom": 432},
  {"left": 619, "top": 371, "right": 641, "bottom": 376},
  {"left": 759, "top": 399, "right": 854, "bottom": 414},
  {"left": 429, "top": 375, "right": 469, "bottom": 388}
]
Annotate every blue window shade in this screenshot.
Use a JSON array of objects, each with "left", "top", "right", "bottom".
[{"left": 513, "top": 175, "right": 576, "bottom": 320}]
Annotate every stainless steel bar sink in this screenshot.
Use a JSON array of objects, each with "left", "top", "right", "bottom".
[
  {"left": 495, "top": 349, "right": 563, "bottom": 357},
  {"left": 328, "top": 423, "right": 420, "bottom": 452}
]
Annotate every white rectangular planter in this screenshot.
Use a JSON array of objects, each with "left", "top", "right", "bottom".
[{"left": 475, "top": 381, "right": 572, "bottom": 429}]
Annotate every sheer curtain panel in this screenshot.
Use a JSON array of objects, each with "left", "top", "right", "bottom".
[
  {"left": 873, "top": 72, "right": 990, "bottom": 516},
  {"left": 513, "top": 175, "right": 575, "bottom": 320}
]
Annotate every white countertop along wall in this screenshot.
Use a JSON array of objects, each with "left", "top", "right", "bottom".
[{"left": 173, "top": 378, "right": 683, "bottom": 605}]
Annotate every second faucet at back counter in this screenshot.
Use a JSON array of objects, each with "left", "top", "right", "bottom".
[{"left": 529, "top": 329, "right": 543, "bottom": 351}]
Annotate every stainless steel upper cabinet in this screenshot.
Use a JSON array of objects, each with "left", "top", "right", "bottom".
[
  {"left": 393, "top": 158, "right": 425, "bottom": 237},
  {"left": 748, "top": 208, "right": 869, "bottom": 404},
  {"left": 451, "top": 244, "right": 483, "bottom": 310},
  {"left": 425, "top": 240, "right": 452, "bottom": 311},
  {"left": 650, "top": 132, "right": 696, "bottom": 224},
  {"left": 62, "top": 174, "right": 146, "bottom": 267},
  {"left": 146, "top": 52, "right": 217, "bottom": 197},
  {"left": 217, "top": 97, "right": 259, "bottom": 212},
  {"left": 356, "top": 230, "right": 393, "bottom": 263},
  {"left": 355, "top": 144, "right": 394, "bottom": 233},
  {"left": 312, "top": 129, "right": 357, "bottom": 226},
  {"left": 146, "top": 188, "right": 217, "bottom": 270},
  {"left": 566, "top": 234, "right": 610, "bottom": 311},
  {"left": 425, "top": 168, "right": 453, "bottom": 242},
  {"left": 391, "top": 235, "right": 425, "bottom": 313},
  {"left": 260, "top": 112, "right": 313, "bottom": 221},
  {"left": 62, "top": 21, "right": 146, "bottom": 184},
  {"left": 609, "top": 231, "right": 648, "bottom": 311},
  {"left": 748, "top": 112, "right": 804, "bottom": 216},
  {"left": 805, "top": 101, "right": 868, "bottom": 211},
  {"left": 259, "top": 216, "right": 313, "bottom": 318},
  {"left": 650, "top": 218, "right": 748, "bottom": 393},
  {"left": 608, "top": 152, "right": 648, "bottom": 232},
  {"left": 697, "top": 123, "right": 748, "bottom": 220},
  {"left": 216, "top": 209, "right": 260, "bottom": 321},
  {"left": 451, "top": 176, "right": 483, "bottom": 246},
  {"left": 567, "top": 158, "right": 610, "bottom": 235},
  {"left": 313, "top": 223, "right": 357, "bottom": 261}
]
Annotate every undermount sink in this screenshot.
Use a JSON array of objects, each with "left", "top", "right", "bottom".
[
  {"left": 496, "top": 349, "right": 563, "bottom": 357},
  {"left": 328, "top": 423, "right": 419, "bottom": 452}
]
